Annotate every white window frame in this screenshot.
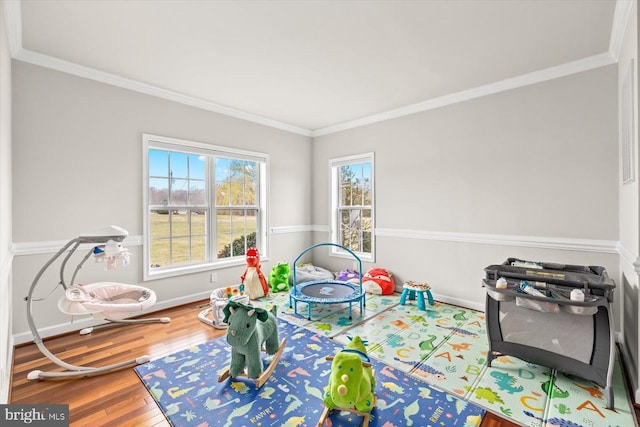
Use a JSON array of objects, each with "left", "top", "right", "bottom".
[
  {"left": 329, "top": 152, "right": 375, "bottom": 262},
  {"left": 143, "top": 134, "right": 269, "bottom": 280}
]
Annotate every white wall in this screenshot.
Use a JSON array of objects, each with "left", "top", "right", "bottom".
[
  {"left": 10, "top": 61, "right": 312, "bottom": 342},
  {"left": 617, "top": 0, "right": 640, "bottom": 404},
  {"left": 0, "top": 1, "right": 13, "bottom": 404},
  {"left": 312, "top": 65, "right": 619, "bottom": 311}
]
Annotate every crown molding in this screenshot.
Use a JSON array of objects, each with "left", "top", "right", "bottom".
[
  {"left": 12, "top": 48, "right": 313, "bottom": 137},
  {"left": 4, "top": 0, "right": 627, "bottom": 138},
  {"left": 312, "top": 52, "right": 616, "bottom": 137},
  {"left": 609, "top": 0, "right": 634, "bottom": 61}
]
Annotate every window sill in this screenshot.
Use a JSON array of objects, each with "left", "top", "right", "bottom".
[
  {"left": 329, "top": 250, "right": 375, "bottom": 264},
  {"left": 144, "top": 258, "right": 252, "bottom": 281}
]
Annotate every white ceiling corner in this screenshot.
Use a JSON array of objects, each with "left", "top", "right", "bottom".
[
  {"left": 313, "top": 52, "right": 617, "bottom": 137},
  {"left": 6, "top": 0, "right": 632, "bottom": 137}
]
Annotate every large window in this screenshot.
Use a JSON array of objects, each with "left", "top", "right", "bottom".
[
  {"left": 330, "top": 153, "right": 374, "bottom": 261},
  {"left": 143, "top": 134, "right": 268, "bottom": 280}
]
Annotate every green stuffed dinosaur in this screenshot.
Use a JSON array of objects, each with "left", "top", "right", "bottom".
[
  {"left": 269, "top": 262, "right": 291, "bottom": 292},
  {"left": 323, "top": 336, "right": 376, "bottom": 412},
  {"left": 223, "top": 300, "right": 279, "bottom": 379}
]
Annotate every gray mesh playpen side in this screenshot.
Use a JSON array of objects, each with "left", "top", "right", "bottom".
[{"left": 483, "top": 260, "right": 616, "bottom": 408}]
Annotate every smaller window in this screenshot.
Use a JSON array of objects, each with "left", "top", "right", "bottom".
[{"left": 330, "top": 153, "right": 375, "bottom": 261}]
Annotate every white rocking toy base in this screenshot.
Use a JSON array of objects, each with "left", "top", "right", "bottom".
[
  {"left": 217, "top": 338, "right": 286, "bottom": 388},
  {"left": 317, "top": 400, "right": 376, "bottom": 427}
]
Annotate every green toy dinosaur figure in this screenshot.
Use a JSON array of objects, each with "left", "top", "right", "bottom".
[
  {"left": 269, "top": 262, "right": 291, "bottom": 292},
  {"left": 323, "top": 336, "right": 376, "bottom": 413}
]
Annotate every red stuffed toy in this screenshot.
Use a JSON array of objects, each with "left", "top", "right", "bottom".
[
  {"left": 362, "top": 267, "right": 395, "bottom": 295},
  {"left": 241, "top": 247, "right": 269, "bottom": 299}
]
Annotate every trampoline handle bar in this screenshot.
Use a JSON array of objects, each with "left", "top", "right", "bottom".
[{"left": 292, "top": 243, "right": 362, "bottom": 287}]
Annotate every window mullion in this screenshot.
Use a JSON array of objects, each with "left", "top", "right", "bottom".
[
  {"left": 209, "top": 157, "right": 216, "bottom": 262},
  {"left": 187, "top": 155, "right": 191, "bottom": 263}
]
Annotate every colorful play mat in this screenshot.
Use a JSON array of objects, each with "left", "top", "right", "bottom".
[
  {"left": 137, "top": 291, "right": 638, "bottom": 427},
  {"left": 136, "top": 320, "right": 484, "bottom": 426}
]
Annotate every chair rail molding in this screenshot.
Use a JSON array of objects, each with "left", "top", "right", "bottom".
[
  {"left": 376, "top": 228, "right": 618, "bottom": 254},
  {"left": 13, "top": 227, "right": 621, "bottom": 256}
]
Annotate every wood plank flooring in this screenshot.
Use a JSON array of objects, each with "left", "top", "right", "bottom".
[{"left": 7, "top": 300, "right": 561, "bottom": 426}]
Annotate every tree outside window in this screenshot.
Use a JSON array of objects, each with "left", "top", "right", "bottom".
[{"left": 330, "top": 154, "right": 375, "bottom": 261}]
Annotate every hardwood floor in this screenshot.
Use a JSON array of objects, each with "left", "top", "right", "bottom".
[
  {"left": 10, "top": 299, "right": 617, "bottom": 427},
  {"left": 10, "top": 302, "right": 223, "bottom": 426}
]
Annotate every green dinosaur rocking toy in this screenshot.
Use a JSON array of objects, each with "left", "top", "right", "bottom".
[{"left": 319, "top": 336, "right": 376, "bottom": 427}]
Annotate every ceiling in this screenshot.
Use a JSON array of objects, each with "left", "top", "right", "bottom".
[{"left": 4, "top": 0, "right": 632, "bottom": 136}]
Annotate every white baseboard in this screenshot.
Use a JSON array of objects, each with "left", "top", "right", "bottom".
[
  {"left": 13, "top": 290, "right": 211, "bottom": 345},
  {"left": 12, "top": 288, "right": 482, "bottom": 345},
  {"left": 619, "top": 338, "right": 640, "bottom": 405},
  {"left": 431, "top": 293, "right": 485, "bottom": 312}
]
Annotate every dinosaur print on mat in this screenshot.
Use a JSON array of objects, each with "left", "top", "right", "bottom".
[
  {"left": 329, "top": 296, "right": 636, "bottom": 427},
  {"left": 136, "top": 320, "right": 484, "bottom": 426}
]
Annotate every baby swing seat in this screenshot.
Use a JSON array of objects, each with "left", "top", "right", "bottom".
[{"left": 59, "top": 282, "right": 163, "bottom": 334}]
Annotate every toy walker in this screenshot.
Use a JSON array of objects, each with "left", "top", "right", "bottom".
[{"left": 198, "top": 284, "right": 249, "bottom": 329}]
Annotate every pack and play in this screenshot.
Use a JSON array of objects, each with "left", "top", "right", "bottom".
[{"left": 483, "top": 258, "right": 616, "bottom": 408}]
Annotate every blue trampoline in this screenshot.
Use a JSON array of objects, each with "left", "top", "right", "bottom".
[{"left": 289, "top": 243, "right": 365, "bottom": 320}]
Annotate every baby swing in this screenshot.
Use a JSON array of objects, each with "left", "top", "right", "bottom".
[{"left": 26, "top": 225, "right": 170, "bottom": 380}]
